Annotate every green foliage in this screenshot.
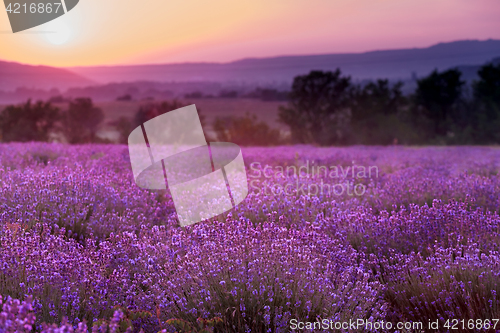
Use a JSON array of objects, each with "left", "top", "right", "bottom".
[
  {"left": 165, "top": 317, "right": 223, "bottom": 333},
  {"left": 62, "top": 98, "right": 105, "bottom": 143},
  {"left": 0, "top": 100, "right": 60, "bottom": 142},
  {"left": 27, "top": 150, "right": 60, "bottom": 166},
  {"left": 93, "top": 306, "right": 152, "bottom": 333},
  {"left": 213, "top": 113, "right": 281, "bottom": 146},
  {"left": 279, "top": 69, "right": 352, "bottom": 145},
  {"left": 386, "top": 265, "right": 500, "bottom": 332}
]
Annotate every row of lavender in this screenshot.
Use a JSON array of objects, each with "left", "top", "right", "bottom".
[{"left": 1, "top": 143, "right": 500, "bottom": 332}]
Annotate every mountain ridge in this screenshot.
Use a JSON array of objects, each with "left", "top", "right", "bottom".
[
  {"left": 2, "top": 39, "right": 500, "bottom": 91},
  {"left": 0, "top": 60, "right": 94, "bottom": 91},
  {"left": 66, "top": 39, "right": 500, "bottom": 84}
]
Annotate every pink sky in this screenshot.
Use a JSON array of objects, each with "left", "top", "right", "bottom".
[{"left": 1, "top": 0, "right": 500, "bottom": 67}]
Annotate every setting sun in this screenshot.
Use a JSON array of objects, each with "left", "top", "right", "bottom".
[
  {"left": 1, "top": 0, "right": 499, "bottom": 67},
  {"left": 44, "top": 20, "right": 71, "bottom": 45}
]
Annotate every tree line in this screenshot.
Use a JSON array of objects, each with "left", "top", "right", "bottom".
[
  {"left": 0, "top": 98, "right": 105, "bottom": 143},
  {"left": 280, "top": 62, "right": 500, "bottom": 145},
  {"left": 1, "top": 62, "right": 499, "bottom": 145},
  {"left": 0, "top": 96, "right": 279, "bottom": 146}
]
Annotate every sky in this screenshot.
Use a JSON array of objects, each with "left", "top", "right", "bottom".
[{"left": 1, "top": 0, "right": 500, "bottom": 67}]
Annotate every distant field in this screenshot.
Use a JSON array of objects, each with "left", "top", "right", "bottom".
[
  {"left": 98, "top": 98, "right": 286, "bottom": 128},
  {"left": 0, "top": 98, "right": 288, "bottom": 142},
  {"left": 97, "top": 98, "right": 288, "bottom": 141}
]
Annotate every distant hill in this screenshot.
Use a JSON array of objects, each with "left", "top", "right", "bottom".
[
  {"left": 453, "top": 56, "right": 500, "bottom": 83},
  {"left": 0, "top": 60, "right": 93, "bottom": 91},
  {"left": 68, "top": 39, "right": 500, "bottom": 84},
  {"left": 2, "top": 39, "right": 500, "bottom": 98}
]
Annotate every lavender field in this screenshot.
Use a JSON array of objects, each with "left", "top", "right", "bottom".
[{"left": 1, "top": 143, "right": 500, "bottom": 332}]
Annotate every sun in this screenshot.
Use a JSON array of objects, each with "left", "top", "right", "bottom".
[{"left": 45, "top": 20, "right": 71, "bottom": 45}]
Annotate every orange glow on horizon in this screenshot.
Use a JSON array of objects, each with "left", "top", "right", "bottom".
[{"left": 0, "top": 0, "right": 499, "bottom": 67}]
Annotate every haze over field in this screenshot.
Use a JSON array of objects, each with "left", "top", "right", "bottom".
[
  {"left": 68, "top": 40, "right": 500, "bottom": 84},
  {"left": 2, "top": 40, "right": 500, "bottom": 94},
  {"left": 2, "top": 0, "right": 499, "bottom": 98}
]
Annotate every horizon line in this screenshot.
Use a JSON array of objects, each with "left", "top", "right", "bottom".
[{"left": 2, "top": 38, "right": 499, "bottom": 69}]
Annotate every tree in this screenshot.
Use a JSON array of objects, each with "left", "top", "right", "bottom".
[
  {"left": 109, "top": 116, "right": 133, "bottom": 144},
  {"left": 414, "top": 69, "right": 464, "bottom": 137},
  {"left": 351, "top": 80, "right": 405, "bottom": 120},
  {"left": 62, "top": 98, "right": 105, "bottom": 143},
  {"left": 0, "top": 100, "right": 60, "bottom": 142},
  {"left": 471, "top": 63, "right": 500, "bottom": 143},
  {"left": 213, "top": 114, "right": 281, "bottom": 146},
  {"left": 279, "top": 70, "right": 352, "bottom": 145},
  {"left": 349, "top": 80, "right": 410, "bottom": 144}
]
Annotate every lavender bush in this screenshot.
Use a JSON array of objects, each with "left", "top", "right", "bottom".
[{"left": 1, "top": 143, "right": 500, "bottom": 332}]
